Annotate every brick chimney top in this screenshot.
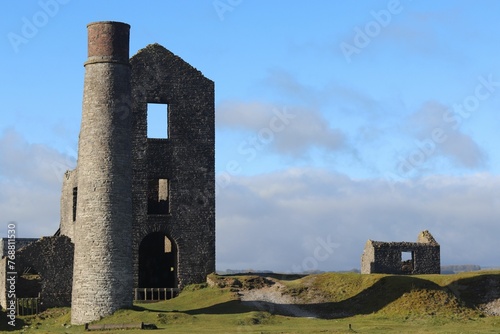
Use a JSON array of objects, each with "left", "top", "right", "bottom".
[{"left": 86, "top": 21, "right": 130, "bottom": 65}]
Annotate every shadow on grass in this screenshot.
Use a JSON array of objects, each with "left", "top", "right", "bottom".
[
  {"left": 220, "top": 273, "right": 308, "bottom": 282},
  {"left": 236, "top": 275, "right": 450, "bottom": 318},
  {"left": 447, "top": 274, "right": 500, "bottom": 308},
  {"left": 136, "top": 300, "right": 254, "bottom": 315},
  {"left": 143, "top": 273, "right": 500, "bottom": 319},
  {"left": 0, "top": 310, "right": 27, "bottom": 332}
]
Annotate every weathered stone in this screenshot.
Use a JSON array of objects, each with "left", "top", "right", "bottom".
[
  {"left": 0, "top": 238, "right": 38, "bottom": 258},
  {"left": 1, "top": 21, "right": 215, "bottom": 321},
  {"left": 361, "top": 230, "right": 440, "bottom": 275},
  {"left": 70, "top": 21, "right": 134, "bottom": 325},
  {"left": 55, "top": 21, "right": 215, "bottom": 324},
  {"left": 129, "top": 43, "right": 215, "bottom": 290},
  {"left": 0, "top": 236, "right": 74, "bottom": 310}
]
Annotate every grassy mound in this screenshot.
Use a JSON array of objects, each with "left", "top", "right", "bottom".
[
  {"left": 2, "top": 271, "right": 499, "bottom": 333},
  {"left": 281, "top": 272, "right": 487, "bottom": 319}
]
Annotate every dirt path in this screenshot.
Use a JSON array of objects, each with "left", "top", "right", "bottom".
[{"left": 238, "top": 279, "right": 318, "bottom": 318}]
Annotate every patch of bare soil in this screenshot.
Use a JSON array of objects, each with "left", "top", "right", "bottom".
[
  {"left": 237, "top": 278, "right": 319, "bottom": 318},
  {"left": 479, "top": 277, "right": 500, "bottom": 316}
]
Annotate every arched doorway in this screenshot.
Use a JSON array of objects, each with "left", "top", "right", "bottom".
[{"left": 138, "top": 232, "right": 177, "bottom": 288}]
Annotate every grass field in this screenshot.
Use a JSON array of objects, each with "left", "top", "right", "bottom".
[{"left": 1, "top": 271, "right": 499, "bottom": 333}]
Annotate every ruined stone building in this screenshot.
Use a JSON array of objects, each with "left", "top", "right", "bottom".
[
  {"left": 361, "top": 230, "right": 440, "bottom": 275},
  {"left": 0, "top": 21, "right": 215, "bottom": 324}
]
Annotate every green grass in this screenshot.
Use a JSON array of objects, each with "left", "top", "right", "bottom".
[
  {"left": 280, "top": 272, "right": 487, "bottom": 318},
  {"left": 1, "top": 271, "right": 499, "bottom": 333}
]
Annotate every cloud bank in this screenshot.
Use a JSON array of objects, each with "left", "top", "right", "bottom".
[
  {"left": 0, "top": 129, "right": 75, "bottom": 237},
  {"left": 217, "top": 168, "right": 500, "bottom": 272},
  {"left": 217, "top": 101, "right": 345, "bottom": 158},
  {"left": 1, "top": 130, "right": 497, "bottom": 273}
]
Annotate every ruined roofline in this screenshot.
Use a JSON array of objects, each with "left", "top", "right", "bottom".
[
  {"left": 366, "top": 230, "right": 440, "bottom": 248},
  {"left": 131, "top": 43, "right": 213, "bottom": 83},
  {"left": 369, "top": 241, "right": 440, "bottom": 249},
  {"left": 417, "top": 230, "right": 439, "bottom": 246}
]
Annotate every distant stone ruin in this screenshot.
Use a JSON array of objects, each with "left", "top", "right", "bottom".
[{"left": 361, "top": 230, "right": 440, "bottom": 275}]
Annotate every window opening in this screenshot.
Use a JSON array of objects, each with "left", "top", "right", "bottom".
[
  {"left": 72, "top": 187, "right": 78, "bottom": 222},
  {"left": 18, "top": 266, "right": 42, "bottom": 298},
  {"left": 147, "top": 178, "right": 169, "bottom": 214},
  {"left": 402, "top": 251, "right": 412, "bottom": 261},
  {"left": 401, "top": 251, "right": 414, "bottom": 273},
  {"left": 164, "top": 236, "right": 172, "bottom": 253},
  {"left": 147, "top": 103, "right": 168, "bottom": 138}
]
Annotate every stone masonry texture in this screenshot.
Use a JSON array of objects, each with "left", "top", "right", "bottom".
[
  {"left": 361, "top": 230, "right": 440, "bottom": 275},
  {"left": 0, "top": 238, "right": 38, "bottom": 258},
  {"left": 0, "top": 22, "right": 215, "bottom": 319},
  {"left": 53, "top": 21, "right": 215, "bottom": 324},
  {"left": 70, "top": 21, "right": 134, "bottom": 325},
  {"left": 130, "top": 43, "right": 215, "bottom": 290},
  {"left": 0, "top": 236, "right": 74, "bottom": 310}
]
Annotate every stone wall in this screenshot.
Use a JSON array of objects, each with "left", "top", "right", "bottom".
[
  {"left": 130, "top": 43, "right": 215, "bottom": 289},
  {"left": 0, "top": 238, "right": 38, "bottom": 258},
  {"left": 360, "top": 240, "right": 375, "bottom": 274},
  {"left": 361, "top": 231, "right": 440, "bottom": 275},
  {"left": 70, "top": 21, "right": 134, "bottom": 325},
  {"left": 54, "top": 22, "right": 216, "bottom": 322},
  {"left": 0, "top": 236, "right": 74, "bottom": 310},
  {"left": 0, "top": 257, "right": 6, "bottom": 309},
  {"left": 59, "top": 169, "right": 77, "bottom": 240},
  {"left": 0, "top": 237, "right": 39, "bottom": 310}
]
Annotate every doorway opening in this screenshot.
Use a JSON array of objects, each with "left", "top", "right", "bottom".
[
  {"left": 139, "top": 232, "right": 177, "bottom": 288},
  {"left": 401, "top": 251, "right": 414, "bottom": 274}
]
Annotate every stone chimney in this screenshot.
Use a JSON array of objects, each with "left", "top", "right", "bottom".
[{"left": 71, "top": 21, "right": 133, "bottom": 325}]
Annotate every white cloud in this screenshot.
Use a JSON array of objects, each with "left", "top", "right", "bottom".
[
  {"left": 3, "top": 130, "right": 498, "bottom": 273},
  {"left": 0, "top": 129, "right": 75, "bottom": 237},
  {"left": 217, "top": 101, "right": 344, "bottom": 158},
  {"left": 264, "top": 68, "right": 380, "bottom": 115},
  {"left": 216, "top": 168, "right": 500, "bottom": 272},
  {"left": 402, "top": 101, "right": 487, "bottom": 172}
]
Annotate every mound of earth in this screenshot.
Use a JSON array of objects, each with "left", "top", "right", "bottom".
[{"left": 208, "top": 272, "right": 500, "bottom": 319}]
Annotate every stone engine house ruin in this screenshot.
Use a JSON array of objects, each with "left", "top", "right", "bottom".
[
  {"left": 361, "top": 230, "right": 440, "bottom": 275},
  {"left": 0, "top": 21, "right": 215, "bottom": 324}
]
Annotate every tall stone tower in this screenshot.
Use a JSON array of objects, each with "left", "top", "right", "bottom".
[{"left": 71, "top": 21, "right": 133, "bottom": 325}]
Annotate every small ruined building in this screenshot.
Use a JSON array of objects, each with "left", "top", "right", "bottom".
[
  {"left": 361, "top": 230, "right": 440, "bottom": 275},
  {"left": 0, "top": 21, "right": 215, "bottom": 324}
]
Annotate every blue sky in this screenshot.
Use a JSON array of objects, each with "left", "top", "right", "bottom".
[{"left": 1, "top": 0, "right": 500, "bottom": 272}]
